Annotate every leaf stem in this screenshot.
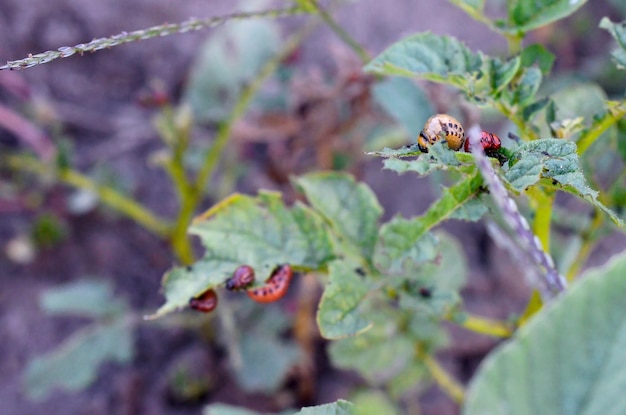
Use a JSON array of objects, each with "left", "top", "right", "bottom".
[
  {"left": 565, "top": 211, "right": 604, "bottom": 281},
  {"left": 576, "top": 102, "right": 626, "bottom": 155},
  {"left": 310, "top": 1, "right": 370, "bottom": 63},
  {"left": 417, "top": 344, "right": 465, "bottom": 404},
  {"left": 192, "top": 22, "right": 317, "bottom": 197},
  {"left": 449, "top": 312, "right": 513, "bottom": 338},
  {"left": 5, "top": 154, "right": 171, "bottom": 237}
]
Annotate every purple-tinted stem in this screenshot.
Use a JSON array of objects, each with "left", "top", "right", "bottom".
[{"left": 467, "top": 126, "right": 567, "bottom": 300}]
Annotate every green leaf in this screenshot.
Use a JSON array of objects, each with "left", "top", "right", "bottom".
[
  {"left": 296, "top": 400, "right": 354, "bottom": 415},
  {"left": 184, "top": 20, "right": 281, "bottom": 123},
  {"left": 374, "top": 218, "right": 439, "bottom": 274},
  {"left": 373, "top": 140, "right": 471, "bottom": 177},
  {"left": 352, "top": 390, "right": 399, "bottom": 415},
  {"left": 600, "top": 18, "right": 626, "bottom": 69},
  {"left": 24, "top": 320, "right": 133, "bottom": 400},
  {"left": 203, "top": 404, "right": 266, "bottom": 415},
  {"left": 367, "top": 143, "right": 423, "bottom": 158},
  {"left": 504, "top": 0, "right": 588, "bottom": 33},
  {"left": 294, "top": 172, "right": 383, "bottom": 260},
  {"left": 152, "top": 192, "right": 334, "bottom": 317},
  {"left": 505, "top": 139, "right": 622, "bottom": 225},
  {"left": 365, "top": 32, "right": 522, "bottom": 102},
  {"left": 233, "top": 331, "right": 300, "bottom": 393},
  {"left": 513, "top": 67, "right": 542, "bottom": 107},
  {"left": 364, "top": 33, "right": 482, "bottom": 91},
  {"left": 464, "top": 251, "right": 626, "bottom": 415},
  {"left": 447, "top": 196, "right": 488, "bottom": 221},
  {"left": 520, "top": 44, "right": 556, "bottom": 75},
  {"left": 40, "top": 279, "right": 128, "bottom": 318},
  {"left": 375, "top": 172, "right": 483, "bottom": 254},
  {"left": 486, "top": 56, "right": 521, "bottom": 95},
  {"left": 317, "top": 259, "right": 373, "bottom": 339},
  {"left": 328, "top": 309, "right": 414, "bottom": 384},
  {"left": 372, "top": 77, "right": 433, "bottom": 137}
]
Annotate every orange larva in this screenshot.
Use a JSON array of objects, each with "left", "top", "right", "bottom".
[{"left": 247, "top": 264, "right": 294, "bottom": 303}]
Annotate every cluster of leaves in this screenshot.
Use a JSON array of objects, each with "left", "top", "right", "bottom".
[
  {"left": 155, "top": 1, "right": 626, "bottom": 414},
  {"left": 157, "top": 170, "right": 471, "bottom": 412},
  {"left": 24, "top": 280, "right": 133, "bottom": 400}
]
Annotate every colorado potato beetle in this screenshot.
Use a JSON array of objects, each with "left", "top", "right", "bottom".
[
  {"left": 417, "top": 114, "right": 465, "bottom": 153},
  {"left": 464, "top": 131, "right": 501, "bottom": 153},
  {"left": 225, "top": 265, "right": 255, "bottom": 290},
  {"left": 189, "top": 288, "right": 218, "bottom": 313},
  {"left": 247, "top": 264, "right": 294, "bottom": 303}
]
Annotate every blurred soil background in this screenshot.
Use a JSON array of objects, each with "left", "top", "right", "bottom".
[{"left": 1, "top": 0, "right": 625, "bottom": 414}]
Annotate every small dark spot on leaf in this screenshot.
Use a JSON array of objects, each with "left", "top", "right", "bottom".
[
  {"left": 354, "top": 268, "right": 366, "bottom": 277},
  {"left": 419, "top": 287, "right": 432, "bottom": 298}
]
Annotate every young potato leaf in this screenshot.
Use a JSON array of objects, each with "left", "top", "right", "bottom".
[
  {"left": 296, "top": 401, "right": 354, "bottom": 415},
  {"left": 317, "top": 259, "right": 373, "bottom": 339},
  {"left": 367, "top": 143, "right": 422, "bottom": 158},
  {"left": 40, "top": 279, "right": 127, "bottom": 318},
  {"left": 294, "top": 172, "right": 383, "bottom": 260},
  {"left": 233, "top": 331, "right": 300, "bottom": 393},
  {"left": 328, "top": 308, "right": 414, "bottom": 384},
  {"left": 352, "top": 391, "right": 399, "bottom": 415},
  {"left": 24, "top": 320, "right": 133, "bottom": 400},
  {"left": 374, "top": 173, "right": 484, "bottom": 273},
  {"left": 464, "top": 251, "right": 626, "bottom": 415},
  {"left": 513, "top": 66, "right": 542, "bottom": 107},
  {"left": 365, "top": 32, "right": 519, "bottom": 100},
  {"left": 372, "top": 77, "right": 433, "bottom": 138},
  {"left": 599, "top": 18, "right": 626, "bottom": 69},
  {"left": 364, "top": 33, "right": 482, "bottom": 91},
  {"left": 520, "top": 44, "right": 556, "bottom": 76},
  {"left": 503, "top": 0, "right": 588, "bottom": 34},
  {"left": 374, "top": 219, "right": 439, "bottom": 274},
  {"left": 152, "top": 192, "right": 334, "bottom": 318},
  {"left": 505, "top": 139, "right": 622, "bottom": 225},
  {"left": 203, "top": 404, "right": 264, "bottom": 415},
  {"left": 373, "top": 140, "right": 473, "bottom": 177},
  {"left": 184, "top": 20, "right": 280, "bottom": 122}
]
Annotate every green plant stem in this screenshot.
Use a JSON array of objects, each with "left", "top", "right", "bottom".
[
  {"left": 417, "top": 344, "right": 465, "bottom": 404},
  {"left": 157, "top": 108, "right": 197, "bottom": 264},
  {"left": 192, "top": 21, "right": 317, "bottom": 203},
  {"left": 450, "top": 313, "right": 513, "bottom": 338},
  {"left": 166, "top": 22, "right": 317, "bottom": 263},
  {"left": 311, "top": 1, "right": 370, "bottom": 63},
  {"left": 518, "top": 187, "right": 555, "bottom": 320},
  {"left": 565, "top": 212, "right": 604, "bottom": 281},
  {"left": 5, "top": 154, "right": 171, "bottom": 237},
  {"left": 576, "top": 104, "right": 626, "bottom": 154},
  {"left": 528, "top": 187, "right": 554, "bottom": 251},
  {"left": 495, "top": 101, "right": 538, "bottom": 140}
]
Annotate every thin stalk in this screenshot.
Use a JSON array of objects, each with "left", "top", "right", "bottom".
[
  {"left": 528, "top": 187, "right": 554, "bottom": 252},
  {"left": 565, "top": 212, "right": 604, "bottom": 281},
  {"left": 311, "top": 1, "right": 370, "bottom": 63},
  {"left": 167, "top": 22, "right": 318, "bottom": 262},
  {"left": 576, "top": 104, "right": 626, "bottom": 154},
  {"left": 450, "top": 312, "right": 513, "bottom": 338},
  {"left": 417, "top": 344, "right": 465, "bottom": 404},
  {"left": 5, "top": 154, "right": 171, "bottom": 237},
  {"left": 193, "top": 21, "right": 317, "bottom": 196},
  {"left": 518, "top": 187, "right": 555, "bottom": 321}
]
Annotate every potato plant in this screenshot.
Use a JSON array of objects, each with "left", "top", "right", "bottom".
[{"left": 4, "top": 0, "right": 626, "bottom": 414}]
